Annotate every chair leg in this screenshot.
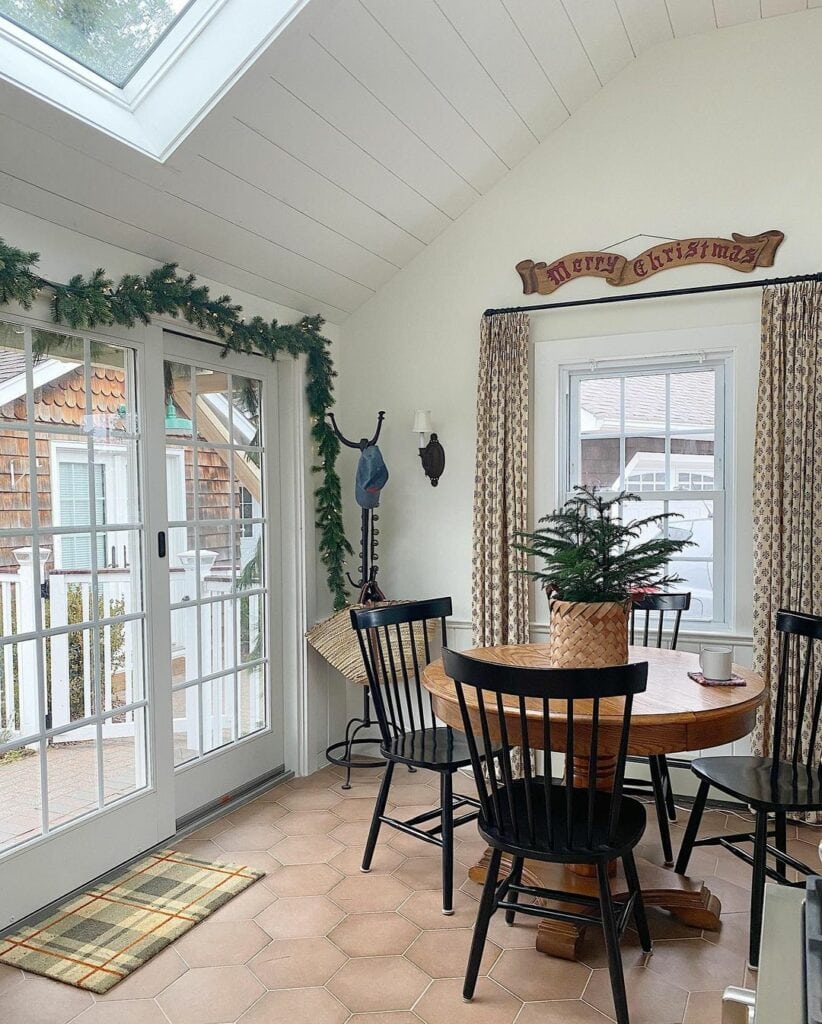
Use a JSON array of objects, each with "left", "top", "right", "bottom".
[
  {"left": 361, "top": 760, "right": 394, "bottom": 872},
  {"left": 674, "top": 778, "right": 710, "bottom": 875},
  {"left": 774, "top": 811, "right": 787, "bottom": 880},
  {"left": 623, "top": 850, "right": 652, "bottom": 954},
  {"left": 463, "top": 847, "right": 502, "bottom": 1002},
  {"left": 440, "top": 770, "right": 454, "bottom": 915},
  {"left": 748, "top": 811, "right": 768, "bottom": 970},
  {"left": 660, "top": 755, "right": 677, "bottom": 821},
  {"left": 649, "top": 755, "right": 674, "bottom": 865},
  {"left": 597, "top": 861, "right": 630, "bottom": 1024},
  {"left": 505, "top": 857, "right": 524, "bottom": 925}
]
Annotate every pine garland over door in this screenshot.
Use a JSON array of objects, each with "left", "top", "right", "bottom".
[{"left": 0, "top": 236, "right": 352, "bottom": 610}]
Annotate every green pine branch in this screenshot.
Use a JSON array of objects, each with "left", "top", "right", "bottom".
[
  {"left": 0, "top": 236, "right": 351, "bottom": 610},
  {"left": 514, "top": 484, "right": 695, "bottom": 603}
]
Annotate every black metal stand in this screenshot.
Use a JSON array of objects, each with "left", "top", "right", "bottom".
[{"left": 323, "top": 411, "right": 390, "bottom": 789}]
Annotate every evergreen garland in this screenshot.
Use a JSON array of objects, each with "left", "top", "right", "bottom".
[{"left": 0, "top": 236, "right": 352, "bottom": 610}]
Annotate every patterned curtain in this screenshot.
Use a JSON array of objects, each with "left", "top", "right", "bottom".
[
  {"left": 471, "top": 312, "right": 530, "bottom": 646},
  {"left": 751, "top": 282, "right": 822, "bottom": 809}
]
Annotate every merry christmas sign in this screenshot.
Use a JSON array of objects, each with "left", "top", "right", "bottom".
[{"left": 516, "top": 229, "right": 784, "bottom": 296}]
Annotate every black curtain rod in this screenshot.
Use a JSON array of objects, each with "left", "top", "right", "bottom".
[{"left": 483, "top": 271, "right": 822, "bottom": 317}]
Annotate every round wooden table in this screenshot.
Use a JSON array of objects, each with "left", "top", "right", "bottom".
[{"left": 422, "top": 643, "right": 765, "bottom": 961}]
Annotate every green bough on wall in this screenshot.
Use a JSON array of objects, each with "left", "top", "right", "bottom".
[{"left": 0, "top": 236, "right": 352, "bottom": 610}]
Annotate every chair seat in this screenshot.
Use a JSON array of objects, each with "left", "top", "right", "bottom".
[
  {"left": 478, "top": 778, "right": 647, "bottom": 863},
  {"left": 691, "top": 755, "right": 822, "bottom": 811},
  {"left": 382, "top": 727, "right": 474, "bottom": 770}
]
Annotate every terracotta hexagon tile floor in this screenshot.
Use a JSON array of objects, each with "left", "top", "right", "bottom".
[{"left": 18, "top": 763, "right": 822, "bottom": 1024}]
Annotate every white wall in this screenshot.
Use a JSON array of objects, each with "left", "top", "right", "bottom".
[
  {"left": 335, "top": 11, "right": 822, "bottom": 653},
  {"left": 0, "top": 202, "right": 346, "bottom": 773}
]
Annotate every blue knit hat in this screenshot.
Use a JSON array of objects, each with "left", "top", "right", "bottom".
[{"left": 355, "top": 445, "right": 389, "bottom": 508}]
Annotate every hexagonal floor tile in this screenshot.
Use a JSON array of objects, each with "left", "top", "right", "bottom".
[
  {"left": 213, "top": 824, "right": 285, "bottom": 852},
  {"left": 327, "top": 955, "right": 429, "bottom": 1013},
  {"left": 333, "top": 782, "right": 384, "bottom": 801},
  {"left": 174, "top": 919, "right": 269, "bottom": 967},
  {"left": 348, "top": 1014, "right": 422, "bottom": 1024},
  {"left": 515, "top": 999, "right": 617, "bottom": 1024},
  {"left": 329, "top": 873, "right": 412, "bottom": 913},
  {"left": 95, "top": 947, "right": 187, "bottom": 1001},
  {"left": 489, "top": 946, "right": 590, "bottom": 1001},
  {"left": 389, "top": 784, "right": 442, "bottom": 806},
  {"left": 272, "top": 834, "right": 344, "bottom": 865},
  {"left": 238, "top": 987, "right": 348, "bottom": 1024},
  {"left": 255, "top": 894, "right": 345, "bottom": 939},
  {"left": 328, "top": 911, "right": 419, "bottom": 957},
  {"left": 406, "top": 927, "right": 500, "bottom": 979},
  {"left": 398, "top": 889, "right": 480, "bottom": 930},
  {"left": 415, "top": 977, "right": 521, "bottom": 1024},
  {"left": 393, "top": 855, "right": 445, "bottom": 891},
  {"left": 156, "top": 966, "right": 264, "bottom": 1024},
  {"left": 264, "top": 862, "right": 343, "bottom": 897},
  {"left": 330, "top": 844, "right": 405, "bottom": 875},
  {"left": 2, "top": 976, "right": 93, "bottom": 1024},
  {"left": 277, "top": 788, "right": 341, "bottom": 811},
  {"left": 484, "top": 910, "right": 541, "bottom": 950},
  {"left": 224, "top": 802, "right": 288, "bottom": 829},
  {"left": 0, "top": 965, "right": 23, "bottom": 994},
  {"left": 276, "top": 810, "right": 343, "bottom": 836},
  {"left": 583, "top": 965, "right": 688, "bottom": 1024},
  {"left": 330, "top": 820, "right": 374, "bottom": 846},
  {"left": 72, "top": 999, "right": 169, "bottom": 1023},
  {"left": 248, "top": 936, "right": 346, "bottom": 988},
  {"left": 645, "top": 936, "right": 747, "bottom": 992},
  {"left": 220, "top": 850, "right": 280, "bottom": 877},
  {"left": 331, "top": 797, "right": 382, "bottom": 820},
  {"left": 207, "top": 882, "right": 276, "bottom": 922}
]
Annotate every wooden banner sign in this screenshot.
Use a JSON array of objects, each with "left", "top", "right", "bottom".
[{"left": 516, "top": 230, "right": 785, "bottom": 296}]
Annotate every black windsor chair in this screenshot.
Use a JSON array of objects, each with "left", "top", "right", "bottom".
[
  {"left": 351, "top": 598, "right": 484, "bottom": 915},
  {"left": 442, "top": 648, "right": 652, "bottom": 1024},
  {"left": 623, "top": 592, "right": 691, "bottom": 864},
  {"left": 675, "top": 608, "right": 822, "bottom": 968}
]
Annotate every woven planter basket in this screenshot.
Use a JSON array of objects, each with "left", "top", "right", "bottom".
[
  {"left": 548, "top": 599, "right": 630, "bottom": 668},
  {"left": 306, "top": 601, "right": 436, "bottom": 685}
]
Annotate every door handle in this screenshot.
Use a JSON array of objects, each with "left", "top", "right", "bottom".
[{"left": 158, "top": 531, "right": 167, "bottom": 559}]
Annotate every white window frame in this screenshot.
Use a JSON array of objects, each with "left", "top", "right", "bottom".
[{"left": 559, "top": 355, "right": 732, "bottom": 630}]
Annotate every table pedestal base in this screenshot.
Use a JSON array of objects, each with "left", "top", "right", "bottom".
[{"left": 468, "top": 852, "right": 722, "bottom": 961}]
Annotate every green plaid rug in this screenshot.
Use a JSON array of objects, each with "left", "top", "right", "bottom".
[{"left": 0, "top": 849, "right": 264, "bottom": 993}]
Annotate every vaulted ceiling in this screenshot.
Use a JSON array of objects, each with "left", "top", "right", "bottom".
[{"left": 0, "top": 0, "right": 815, "bottom": 322}]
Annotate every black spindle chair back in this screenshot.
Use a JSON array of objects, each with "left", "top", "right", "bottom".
[
  {"left": 442, "top": 649, "right": 648, "bottom": 858},
  {"left": 771, "top": 609, "right": 822, "bottom": 773},
  {"left": 630, "top": 592, "right": 691, "bottom": 650},
  {"left": 351, "top": 597, "right": 451, "bottom": 748}
]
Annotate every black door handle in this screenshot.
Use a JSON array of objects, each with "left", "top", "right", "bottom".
[{"left": 158, "top": 531, "right": 167, "bottom": 559}]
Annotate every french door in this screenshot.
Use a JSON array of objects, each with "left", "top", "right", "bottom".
[
  {"left": 162, "top": 335, "right": 283, "bottom": 820},
  {"left": 0, "top": 315, "right": 284, "bottom": 926}
]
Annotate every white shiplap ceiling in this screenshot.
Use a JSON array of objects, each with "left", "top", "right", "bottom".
[{"left": 0, "top": 0, "right": 815, "bottom": 322}]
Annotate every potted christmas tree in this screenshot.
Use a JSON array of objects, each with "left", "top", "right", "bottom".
[{"left": 515, "top": 486, "right": 692, "bottom": 668}]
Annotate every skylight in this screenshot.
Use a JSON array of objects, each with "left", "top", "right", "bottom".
[{"left": 0, "top": 0, "right": 195, "bottom": 87}]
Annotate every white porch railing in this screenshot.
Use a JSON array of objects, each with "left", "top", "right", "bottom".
[{"left": 0, "top": 547, "right": 236, "bottom": 748}]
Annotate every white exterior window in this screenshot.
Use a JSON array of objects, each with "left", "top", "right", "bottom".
[{"left": 562, "top": 358, "right": 731, "bottom": 626}]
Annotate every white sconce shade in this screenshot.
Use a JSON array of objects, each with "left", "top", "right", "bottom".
[{"left": 413, "top": 409, "right": 432, "bottom": 439}]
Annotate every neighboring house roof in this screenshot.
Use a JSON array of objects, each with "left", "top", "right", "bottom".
[
  {"left": 0, "top": 364, "right": 126, "bottom": 425},
  {"left": 0, "top": 350, "right": 26, "bottom": 386},
  {"left": 580, "top": 373, "right": 715, "bottom": 433}
]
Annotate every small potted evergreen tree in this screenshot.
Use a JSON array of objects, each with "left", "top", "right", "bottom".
[{"left": 515, "top": 486, "right": 693, "bottom": 668}]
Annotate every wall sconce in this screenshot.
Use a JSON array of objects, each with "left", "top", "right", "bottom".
[{"left": 413, "top": 409, "right": 445, "bottom": 487}]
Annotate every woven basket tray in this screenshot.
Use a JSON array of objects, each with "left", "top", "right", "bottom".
[{"left": 306, "top": 601, "right": 436, "bottom": 685}]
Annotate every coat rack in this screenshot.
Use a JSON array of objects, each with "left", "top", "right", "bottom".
[{"left": 324, "top": 410, "right": 390, "bottom": 788}]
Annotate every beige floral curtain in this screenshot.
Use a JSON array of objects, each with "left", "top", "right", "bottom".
[
  {"left": 751, "top": 282, "right": 822, "bottom": 803},
  {"left": 471, "top": 312, "right": 530, "bottom": 646}
]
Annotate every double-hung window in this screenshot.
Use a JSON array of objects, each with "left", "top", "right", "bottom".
[{"left": 562, "top": 358, "right": 730, "bottom": 626}]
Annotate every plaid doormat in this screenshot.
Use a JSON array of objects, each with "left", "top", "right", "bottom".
[{"left": 0, "top": 849, "right": 264, "bottom": 993}]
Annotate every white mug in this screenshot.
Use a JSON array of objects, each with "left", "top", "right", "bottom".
[{"left": 699, "top": 645, "right": 733, "bottom": 681}]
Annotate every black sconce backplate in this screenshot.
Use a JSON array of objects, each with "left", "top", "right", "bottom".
[{"left": 419, "top": 433, "right": 445, "bottom": 486}]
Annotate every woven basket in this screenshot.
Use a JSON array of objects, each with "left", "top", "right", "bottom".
[
  {"left": 306, "top": 601, "right": 436, "bottom": 685},
  {"left": 548, "top": 599, "right": 630, "bottom": 668}
]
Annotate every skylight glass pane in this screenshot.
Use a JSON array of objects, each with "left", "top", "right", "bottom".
[{"left": 0, "top": 0, "right": 195, "bottom": 87}]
